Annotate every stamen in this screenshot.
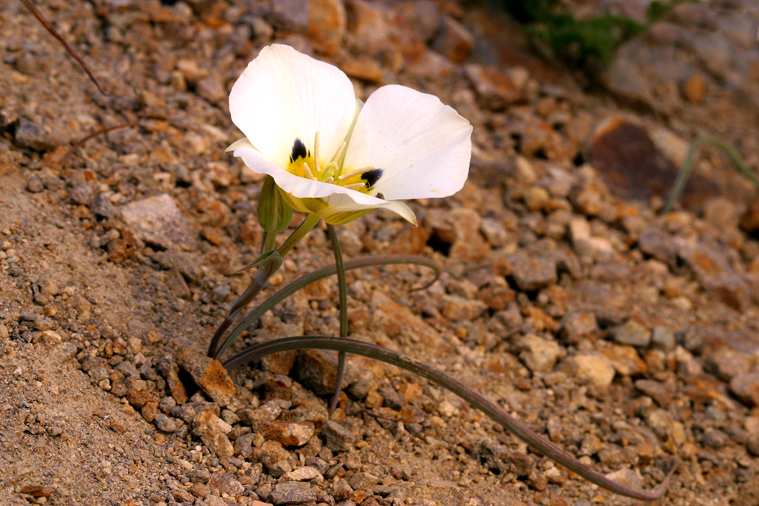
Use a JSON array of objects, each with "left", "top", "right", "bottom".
[
  {"left": 303, "top": 162, "right": 316, "bottom": 180},
  {"left": 331, "top": 141, "right": 346, "bottom": 164},
  {"left": 323, "top": 177, "right": 334, "bottom": 184},
  {"left": 314, "top": 132, "right": 320, "bottom": 173},
  {"left": 343, "top": 183, "right": 365, "bottom": 190},
  {"left": 338, "top": 166, "right": 375, "bottom": 181}
]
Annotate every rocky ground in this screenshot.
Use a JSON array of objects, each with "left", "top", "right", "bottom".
[{"left": 2, "top": 0, "right": 759, "bottom": 505}]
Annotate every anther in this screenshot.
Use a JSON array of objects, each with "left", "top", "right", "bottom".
[
  {"left": 303, "top": 162, "right": 316, "bottom": 180},
  {"left": 313, "top": 132, "right": 320, "bottom": 173}
]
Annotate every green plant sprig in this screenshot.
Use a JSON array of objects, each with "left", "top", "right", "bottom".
[
  {"left": 661, "top": 135, "right": 759, "bottom": 214},
  {"left": 223, "top": 335, "right": 679, "bottom": 502}
]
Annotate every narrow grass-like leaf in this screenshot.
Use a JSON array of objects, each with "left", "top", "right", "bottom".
[
  {"left": 662, "top": 135, "right": 758, "bottom": 215},
  {"left": 235, "top": 249, "right": 281, "bottom": 273},
  {"left": 224, "top": 335, "right": 678, "bottom": 501}
]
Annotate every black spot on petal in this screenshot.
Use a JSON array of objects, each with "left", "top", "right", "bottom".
[
  {"left": 361, "top": 168, "right": 383, "bottom": 188},
  {"left": 291, "top": 138, "right": 307, "bottom": 162}
]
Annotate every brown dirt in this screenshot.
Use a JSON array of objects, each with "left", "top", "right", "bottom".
[{"left": 2, "top": 1, "right": 759, "bottom": 506}]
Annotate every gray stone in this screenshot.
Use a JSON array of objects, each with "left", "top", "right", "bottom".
[
  {"left": 153, "top": 248, "right": 202, "bottom": 283},
  {"left": 322, "top": 419, "right": 361, "bottom": 452},
  {"left": 270, "top": 0, "right": 309, "bottom": 32},
  {"left": 610, "top": 318, "right": 651, "bottom": 347},
  {"left": 88, "top": 366, "right": 110, "bottom": 384},
  {"left": 14, "top": 118, "right": 57, "bottom": 151},
  {"left": 196, "top": 75, "right": 227, "bottom": 104},
  {"left": 508, "top": 252, "right": 557, "bottom": 291},
  {"left": 69, "top": 183, "right": 96, "bottom": 206},
  {"left": 704, "top": 348, "right": 756, "bottom": 381},
  {"left": 188, "top": 468, "right": 211, "bottom": 484},
  {"left": 650, "top": 326, "right": 676, "bottom": 351},
  {"left": 90, "top": 194, "right": 115, "bottom": 219},
  {"left": 634, "top": 379, "right": 674, "bottom": 408},
  {"left": 26, "top": 175, "right": 44, "bottom": 193},
  {"left": 270, "top": 483, "right": 317, "bottom": 504},
  {"left": 119, "top": 194, "right": 195, "bottom": 249},
  {"left": 154, "top": 414, "right": 183, "bottom": 432},
  {"left": 234, "top": 432, "right": 255, "bottom": 459},
  {"left": 638, "top": 227, "right": 678, "bottom": 267},
  {"left": 560, "top": 312, "right": 598, "bottom": 343},
  {"left": 701, "top": 429, "right": 728, "bottom": 449}
]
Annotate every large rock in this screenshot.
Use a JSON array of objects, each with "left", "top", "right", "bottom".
[
  {"left": 587, "top": 116, "right": 717, "bottom": 209},
  {"left": 119, "top": 194, "right": 195, "bottom": 249}
]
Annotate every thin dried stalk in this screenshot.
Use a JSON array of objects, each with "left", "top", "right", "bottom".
[{"left": 19, "top": 0, "right": 106, "bottom": 95}]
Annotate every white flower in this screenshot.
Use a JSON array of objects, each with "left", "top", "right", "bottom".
[{"left": 228, "top": 44, "right": 472, "bottom": 225}]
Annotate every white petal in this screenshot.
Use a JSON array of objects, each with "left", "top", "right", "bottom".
[
  {"left": 378, "top": 200, "right": 417, "bottom": 225},
  {"left": 234, "top": 146, "right": 385, "bottom": 205},
  {"left": 342, "top": 84, "right": 472, "bottom": 201},
  {"left": 229, "top": 44, "right": 357, "bottom": 168},
  {"left": 225, "top": 137, "right": 253, "bottom": 153}
]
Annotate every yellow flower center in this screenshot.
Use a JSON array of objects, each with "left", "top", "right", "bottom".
[{"left": 285, "top": 135, "right": 383, "bottom": 197}]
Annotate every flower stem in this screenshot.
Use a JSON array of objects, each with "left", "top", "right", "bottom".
[
  {"left": 210, "top": 255, "right": 440, "bottom": 360},
  {"left": 207, "top": 213, "right": 320, "bottom": 357},
  {"left": 223, "top": 336, "right": 678, "bottom": 502},
  {"left": 327, "top": 225, "right": 348, "bottom": 416},
  {"left": 260, "top": 231, "right": 277, "bottom": 255}
]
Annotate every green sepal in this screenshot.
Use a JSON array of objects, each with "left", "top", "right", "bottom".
[{"left": 258, "top": 175, "right": 293, "bottom": 235}]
